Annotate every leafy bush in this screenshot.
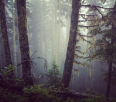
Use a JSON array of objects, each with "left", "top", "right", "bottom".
[
  {"left": 0, "top": 65, "right": 24, "bottom": 94},
  {"left": 0, "top": 65, "right": 23, "bottom": 84},
  {"left": 0, "top": 64, "right": 15, "bottom": 82}
]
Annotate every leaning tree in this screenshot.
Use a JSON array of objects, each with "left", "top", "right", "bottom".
[
  {"left": 61, "top": 0, "right": 112, "bottom": 92},
  {"left": 61, "top": 0, "right": 80, "bottom": 88}
]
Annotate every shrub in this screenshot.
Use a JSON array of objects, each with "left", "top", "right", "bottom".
[
  {"left": 47, "top": 60, "right": 62, "bottom": 87},
  {"left": 23, "top": 84, "right": 62, "bottom": 102}
]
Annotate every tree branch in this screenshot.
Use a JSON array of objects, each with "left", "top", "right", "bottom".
[{"left": 81, "top": 5, "right": 113, "bottom": 9}]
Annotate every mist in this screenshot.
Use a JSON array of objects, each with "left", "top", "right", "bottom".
[{"left": 0, "top": 0, "right": 116, "bottom": 97}]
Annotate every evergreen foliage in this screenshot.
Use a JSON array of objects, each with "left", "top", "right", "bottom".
[
  {"left": 103, "top": 71, "right": 116, "bottom": 86},
  {"left": 86, "top": 3, "right": 116, "bottom": 98},
  {"left": 86, "top": 3, "right": 116, "bottom": 67},
  {"left": 47, "top": 60, "right": 62, "bottom": 87}
]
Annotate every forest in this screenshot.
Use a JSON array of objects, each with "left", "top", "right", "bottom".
[{"left": 0, "top": 0, "right": 116, "bottom": 102}]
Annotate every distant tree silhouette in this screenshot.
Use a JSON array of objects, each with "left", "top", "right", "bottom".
[{"left": 0, "top": 0, "right": 12, "bottom": 68}]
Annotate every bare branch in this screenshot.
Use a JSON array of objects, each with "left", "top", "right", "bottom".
[
  {"left": 81, "top": 0, "right": 85, "bottom": 4},
  {"left": 79, "top": 25, "right": 99, "bottom": 27},
  {"left": 79, "top": 20, "right": 98, "bottom": 22},
  {"left": 75, "top": 50, "right": 84, "bottom": 54},
  {"left": 78, "top": 33, "right": 94, "bottom": 38},
  {"left": 79, "top": 14, "right": 98, "bottom": 17},
  {"left": 17, "top": 57, "right": 47, "bottom": 69},
  {"left": 17, "top": 60, "right": 36, "bottom": 67},
  {"left": 81, "top": 5, "right": 113, "bottom": 9},
  {"left": 30, "top": 51, "right": 37, "bottom": 59}
]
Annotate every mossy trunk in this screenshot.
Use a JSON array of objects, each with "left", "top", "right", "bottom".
[
  {"left": 0, "top": 0, "right": 12, "bottom": 67},
  {"left": 61, "top": 0, "right": 80, "bottom": 88},
  {"left": 16, "top": 0, "right": 33, "bottom": 86}
]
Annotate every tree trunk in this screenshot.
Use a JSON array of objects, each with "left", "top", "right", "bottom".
[
  {"left": 55, "top": 0, "right": 58, "bottom": 64},
  {"left": 61, "top": 0, "right": 80, "bottom": 88},
  {"left": 106, "top": 25, "right": 115, "bottom": 98},
  {"left": 0, "top": 0, "right": 12, "bottom": 67},
  {"left": 12, "top": 0, "right": 17, "bottom": 77},
  {"left": 106, "top": 61, "right": 112, "bottom": 99},
  {"left": 16, "top": 0, "right": 33, "bottom": 86}
]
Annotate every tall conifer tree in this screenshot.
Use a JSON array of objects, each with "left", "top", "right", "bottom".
[
  {"left": 87, "top": 4, "right": 116, "bottom": 98},
  {"left": 16, "top": 0, "right": 33, "bottom": 86},
  {"left": 61, "top": 0, "right": 80, "bottom": 88},
  {"left": 0, "top": 0, "right": 12, "bottom": 68}
]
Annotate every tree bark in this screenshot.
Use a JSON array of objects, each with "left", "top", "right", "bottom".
[
  {"left": 106, "top": 61, "right": 112, "bottom": 99},
  {"left": 106, "top": 25, "right": 115, "bottom": 99},
  {"left": 16, "top": 0, "right": 33, "bottom": 86},
  {"left": 0, "top": 0, "right": 12, "bottom": 67},
  {"left": 61, "top": 0, "right": 80, "bottom": 88}
]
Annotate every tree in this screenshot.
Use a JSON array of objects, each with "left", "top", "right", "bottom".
[
  {"left": 104, "top": 69, "right": 116, "bottom": 87},
  {"left": 16, "top": 0, "right": 33, "bottom": 86},
  {"left": 61, "top": 0, "right": 112, "bottom": 89},
  {"left": 87, "top": 4, "right": 116, "bottom": 98},
  {"left": 47, "top": 60, "right": 61, "bottom": 87},
  {"left": 12, "top": 0, "right": 17, "bottom": 77},
  {"left": 90, "top": 26, "right": 115, "bottom": 98},
  {"left": 61, "top": 0, "right": 80, "bottom": 88},
  {"left": 0, "top": 0, "right": 12, "bottom": 68}
]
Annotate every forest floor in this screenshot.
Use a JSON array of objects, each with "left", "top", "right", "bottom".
[{"left": 0, "top": 84, "right": 116, "bottom": 102}]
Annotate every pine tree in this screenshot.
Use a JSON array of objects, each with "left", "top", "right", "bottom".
[
  {"left": 87, "top": 3, "right": 116, "bottom": 99},
  {"left": 47, "top": 60, "right": 61, "bottom": 87}
]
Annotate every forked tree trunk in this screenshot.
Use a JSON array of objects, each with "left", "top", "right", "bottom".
[
  {"left": 0, "top": 0, "right": 12, "bottom": 67},
  {"left": 61, "top": 0, "right": 80, "bottom": 88},
  {"left": 16, "top": 0, "right": 33, "bottom": 86}
]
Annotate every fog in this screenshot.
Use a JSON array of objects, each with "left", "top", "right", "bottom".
[{"left": 0, "top": 0, "right": 116, "bottom": 96}]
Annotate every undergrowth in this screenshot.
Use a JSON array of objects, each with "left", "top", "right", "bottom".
[
  {"left": 0, "top": 65, "right": 116, "bottom": 102},
  {"left": 0, "top": 85, "right": 116, "bottom": 102}
]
